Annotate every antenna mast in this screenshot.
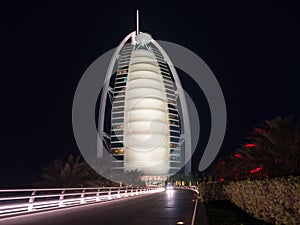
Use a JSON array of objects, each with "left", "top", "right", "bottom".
[{"left": 136, "top": 10, "right": 139, "bottom": 35}]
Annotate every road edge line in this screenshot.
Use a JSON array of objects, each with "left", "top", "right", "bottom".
[{"left": 191, "top": 196, "right": 198, "bottom": 225}]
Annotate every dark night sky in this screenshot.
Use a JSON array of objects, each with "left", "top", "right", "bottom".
[{"left": 0, "top": 3, "right": 299, "bottom": 187}]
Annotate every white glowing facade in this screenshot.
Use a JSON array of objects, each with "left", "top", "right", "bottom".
[
  {"left": 124, "top": 48, "right": 170, "bottom": 175},
  {"left": 98, "top": 14, "right": 191, "bottom": 179}
]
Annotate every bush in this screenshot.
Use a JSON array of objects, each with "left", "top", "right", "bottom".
[
  {"left": 205, "top": 200, "right": 270, "bottom": 225},
  {"left": 198, "top": 181, "right": 226, "bottom": 203},
  {"left": 198, "top": 176, "right": 300, "bottom": 225}
]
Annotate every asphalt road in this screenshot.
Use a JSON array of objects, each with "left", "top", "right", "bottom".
[{"left": 1, "top": 189, "right": 197, "bottom": 225}]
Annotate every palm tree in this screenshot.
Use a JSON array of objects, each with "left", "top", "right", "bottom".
[
  {"left": 35, "top": 154, "right": 113, "bottom": 188},
  {"left": 210, "top": 115, "right": 300, "bottom": 181},
  {"left": 248, "top": 115, "right": 300, "bottom": 176},
  {"left": 35, "top": 155, "right": 87, "bottom": 187},
  {"left": 89, "top": 154, "right": 121, "bottom": 186},
  {"left": 123, "top": 169, "right": 145, "bottom": 186}
]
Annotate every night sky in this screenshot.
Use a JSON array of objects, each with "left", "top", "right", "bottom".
[{"left": 1, "top": 3, "right": 299, "bottom": 187}]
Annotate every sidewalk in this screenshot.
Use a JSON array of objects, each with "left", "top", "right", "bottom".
[{"left": 194, "top": 201, "right": 210, "bottom": 225}]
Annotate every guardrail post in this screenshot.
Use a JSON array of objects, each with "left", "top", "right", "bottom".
[
  {"left": 59, "top": 189, "right": 65, "bottom": 207},
  {"left": 80, "top": 189, "right": 85, "bottom": 204},
  {"left": 130, "top": 188, "right": 134, "bottom": 196},
  {"left": 108, "top": 188, "right": 112, "bottom": 200},
  {"left": 117, "top": 187, "right": 121, "bottom": 198},
  {"left": 28, "top": 190, "right": 36, "bottom": 211},
  {"left": 124, "top": 187, "right": 128, "bottom": 197},
  {"left": 96, "top": 188, "right": 100, "bottom": 201}
]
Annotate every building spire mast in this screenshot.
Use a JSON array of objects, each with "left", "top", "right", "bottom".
[{"left": 136, "top": 10, "right": 139, "bottom": 35}]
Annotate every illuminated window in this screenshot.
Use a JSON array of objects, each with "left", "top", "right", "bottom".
[
  {"left": 111, "top": 149, "right": 124, "bottom": 154},
  {"left": 169, "top": 143, "right": 177, "bottom": 148},
  {"left": 169, "top": 114, "right": 178, "bottom": 119},
  {"left": 117, "top": 69, "right": 127, "bottom": 75},
  {"left": 167, "top": 99, "right": 176, "bottom": 104},
  {"left": 115, "top": 124, "right": 124, "bottom": 129}
]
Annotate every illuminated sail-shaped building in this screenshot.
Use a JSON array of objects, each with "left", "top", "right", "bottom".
[{"left": 98, "top": 11, "right": 191, "bottom": 182}]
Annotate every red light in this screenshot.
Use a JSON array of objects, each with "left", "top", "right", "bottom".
[
  {"left": 220, "top": 161, "right": 225, "bottom": 165},
  {"left": 234, "top": 153, "right": 242, "bottom": 158},
  {"left": 220, "top": 178, "right": 225, "bottom": 182},
  {"left": 253, "top": 128, "right": 265, "bottom": 133},
  {"left": 250, "top": 166, "right": 263, "bottom": 173},
  {"left": 245, "top": 143, "right": 256, "bottom": 148}
]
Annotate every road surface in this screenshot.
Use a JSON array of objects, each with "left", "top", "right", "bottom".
[{"left": 1, "top": 189, "right": 197, "bottom": 225}]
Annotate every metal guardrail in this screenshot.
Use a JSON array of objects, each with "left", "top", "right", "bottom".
[
  {"left": 0, "top": 186, "right": 164, "bottom": 218},
  {"left": 174, "top": 186, "right": 199, "bottom": 194}
]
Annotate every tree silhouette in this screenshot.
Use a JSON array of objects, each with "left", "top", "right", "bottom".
[
  {"left": 248, "top": 115, "right": 300, "bottom": 176},
  {"left": 35, "top": 155, "right": 114, "bottom": 187},
  {"left": 123, "top": 169, "right": 145, "bottom": 186},
  {"left": 210, "top": 115, "right": 300, "bottom": 181}
]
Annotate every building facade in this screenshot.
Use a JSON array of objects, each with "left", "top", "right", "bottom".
[{"left": 97, "top": 22, "right": 191, "bottom": 183}]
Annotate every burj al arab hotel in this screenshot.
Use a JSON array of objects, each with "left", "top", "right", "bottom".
[{"left": 97, "top": 11, "right": 191, "bottom": 183}]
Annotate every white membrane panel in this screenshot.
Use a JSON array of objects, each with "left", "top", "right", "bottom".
[{"left": 124, "top": 49, "right": 170, "bottom": 175}]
